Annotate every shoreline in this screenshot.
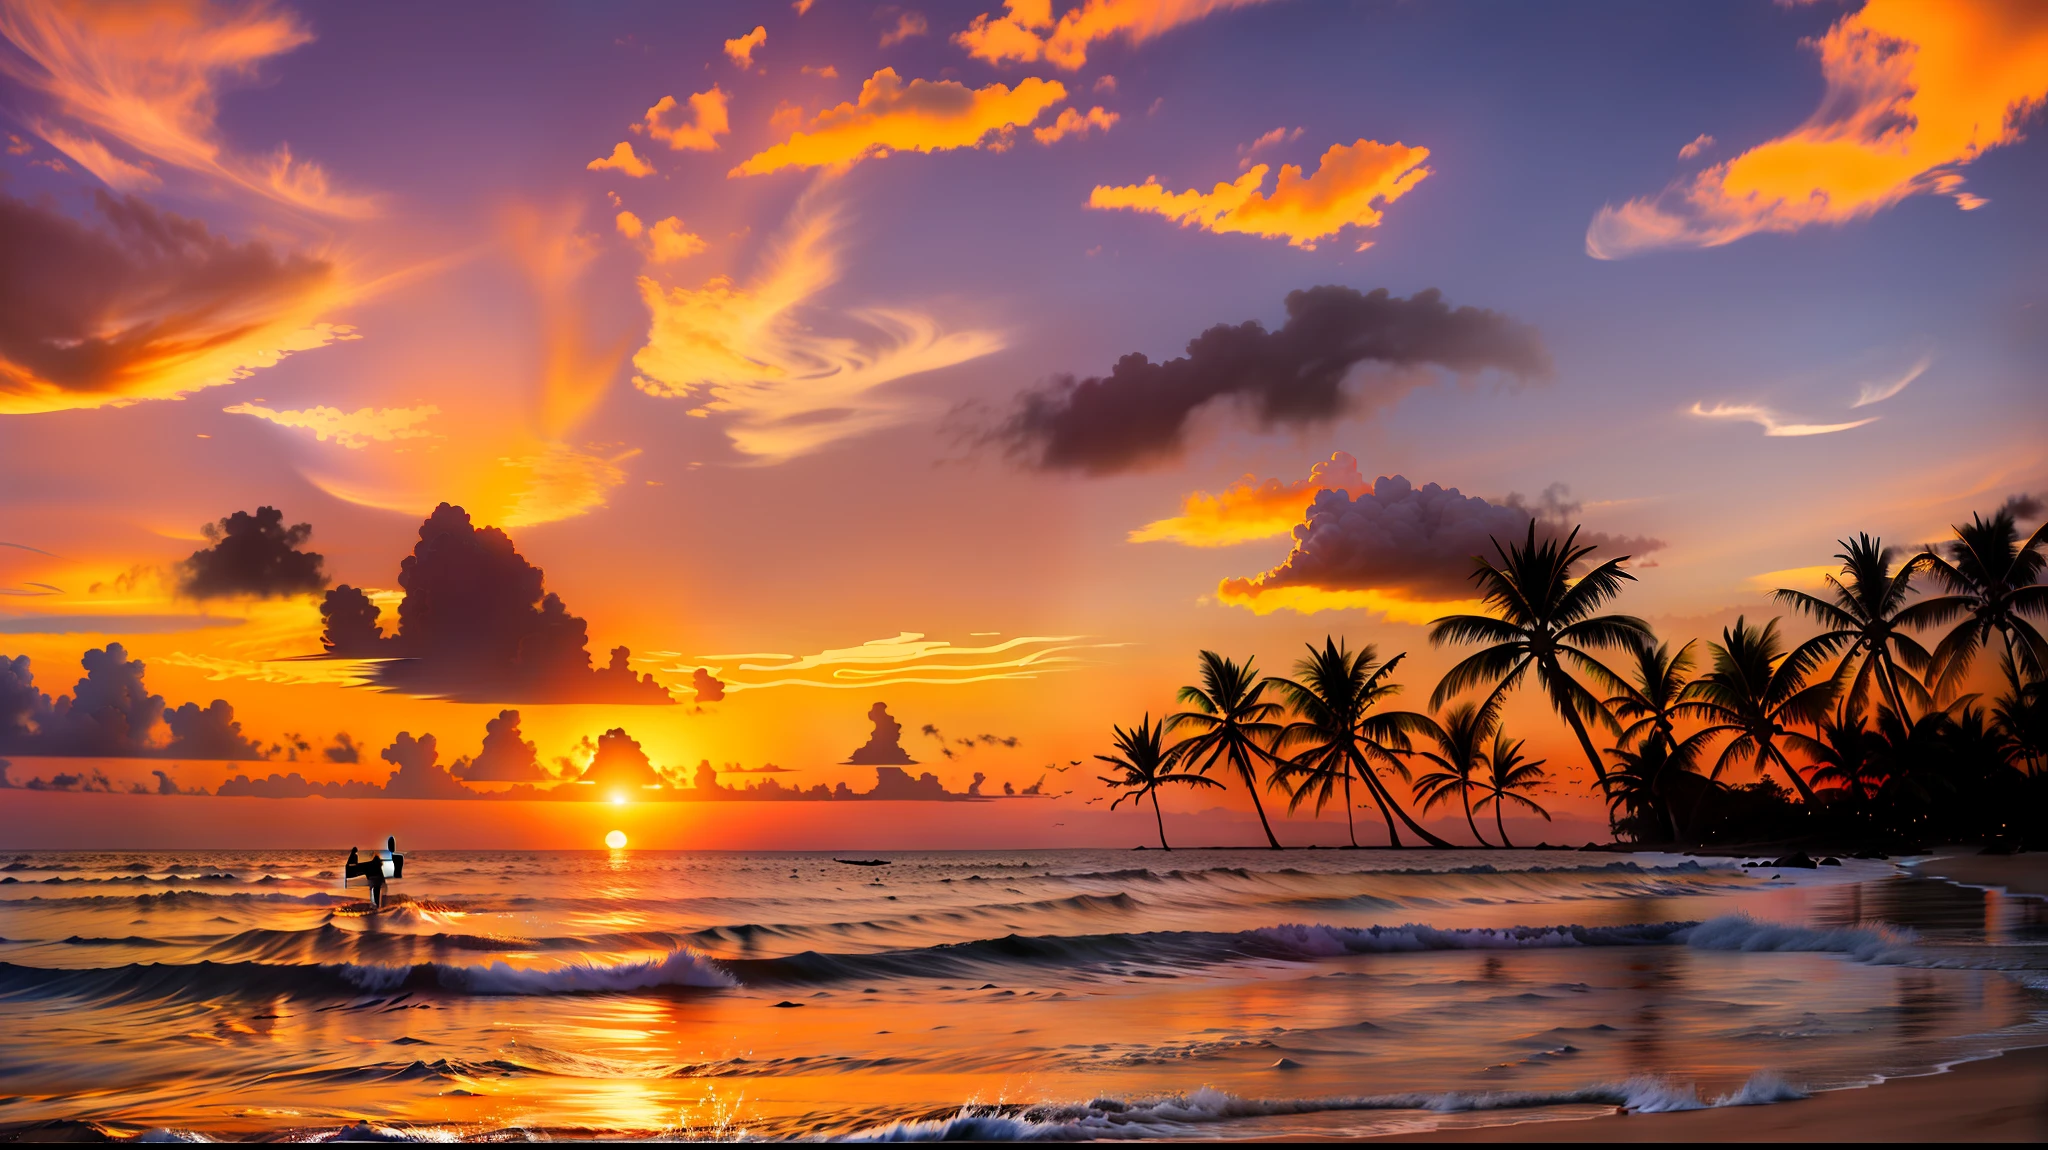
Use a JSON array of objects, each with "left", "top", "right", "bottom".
[{"left": 1362, "top": 1044, "right": 2048, "bottom": 1143}]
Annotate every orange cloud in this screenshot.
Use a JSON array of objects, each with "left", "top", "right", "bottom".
[
  {"left": 725, "top": 24, "right": 766, "bottom": 68},
  {"left": 630, "top": 197, "right": 1003, "bottom": 461},
  {"left": 637, "top": 88, "right": 729, "bottom": 152},
  {"left": 880, "top": 10, "right": 929, "bottom": 47},
  {"left": 223, "top": 402, "right": 438, "bottom": 448},
  {"left": 1088, "top": 138, "right": 1431, "bottom": 249},
  {"left": 1130, "top": 451, "right": 1369, "bottom": 547},
  {"left": 1588, "top": 0, "right": 2048, "bottom": 258},
  {"left": 0, "top": 191, "right": 353, "bottom": 414},
  {"left": 0, "top": 0, "right": 374, "bottom": 216},
  {"left": 1211, "top": 582, "right": 1481, "bottom": 626},
  {"left": 730, "top": 68, "right": 1066, "bottom": 176},
  {"left": 1033, "top": 104, "right": 1118, "bottom": 143},
  {"left": 617, "top": 212, "right": 707, "bottom": 262},
  {"left": 958, "top": 0, "right": 1276, "bottom": 70},
  {"left": 587, "top": 141, "right": 655, "bottom": 177}
]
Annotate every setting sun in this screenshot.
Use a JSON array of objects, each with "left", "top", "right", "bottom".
[{"left": 604, "top": 830, "right": 627, "bottom": 850}]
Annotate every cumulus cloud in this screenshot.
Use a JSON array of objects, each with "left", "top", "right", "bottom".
[
  {"left": 378, "top": 731, "right": 471, "bottom": 799},
  {"left": 1033, "top": 105, "right": 1118, "bottom": 143},
  {"left": 614, "top": 212, "right": 707, "bottom": 262},
  {"left": 588, "top": 141, "right": 656, "bottom": 177},
  {"left": 1089, "top": 138, "right": 1432, "bottom": 250},
  {"left": 637, "top": 88, "right": 730, "bottom": 152},
  {"left": 216, "top": 770, "right": 383, "bottom": 799},
  {"left": 1587, "top": 0, "right": 2048, "bottom": 258},
  {"left": 958, "top": 0, "right": 1276, "bottom": 70},
  {"left": 725, "top": 25, "right": 767, "bottom": 68},
  {"left": 1218, "top": 475, "right": 1664, "bottom": 621},
  {"left": 1130, "top": 450, "right": 1369, "bottom": 546},
  {"left": 997, "top": 286, "right": 1550, "bottom": 474},
  {"left": 691, "top": 667, "right": 726, "bottom": 703},
  {"left": 0, "top": 0, "right": 374, "bottom": 215},
  {"left": 845, "top": 702, "right": 917, "bottom": 764},
  {"left": 452, "top": 710, "right": 546, "bottom": 782},
  {"left": 0, "top": 644, "right": 266, "bottom": 759},
  {"left": 224, "top": 402, "right": 439, "bottom": 448},
  {"left": 175, "top": 506, "right": 327, "bottom": 599},
  {"left": 880, "top": 9, "right": 929, "bottom": 47},
  {"left": 0, "top": 191, "right": 351, "bottom": 414},
  {"left": 630, "top": 196, "right": 1004, "bottom": 461},
  {"left": 730, "top": 68, "right": 1066, "bottom": 176},
  {"left": 315, "top": 503, "right": 672, "bottom": 704},
  {"left": 323, "top": 731, "right": 361, "bottom": 763},
  {"left": 578, "top": 727, "right": 663, "bottom": 790}
]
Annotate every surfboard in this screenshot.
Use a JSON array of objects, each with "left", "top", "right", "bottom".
[{"left": 344, "top": 855, "right": 403, "bottom": 881}]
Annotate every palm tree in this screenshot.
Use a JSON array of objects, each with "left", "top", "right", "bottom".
[
  {"left": 1606, "top": 639, "right": 1702, "bottom": 753},
  {"left": 1472, "top": 732, "right": 1550, "bottom": 848},
  {"left": 1677, "top": 617, "right": 1841, "bottom": 804},
  {"left": 1095, "top": 714, "right": 1224, "bottom": 850},
  {"left": 1772, "top": 534, "right": 1941, "bottom": 721},
  {"left": 1991, "top": 673, "right": 2046, "bottom": 776},
  {"left": 1170, "top": 651, "right": 1289, "bottom": 849},
  {"left": 1917, "top": 508, "right": 2048, "bottom": 690},
  {"left": 1430, "top": 522, "right": 1653, "bottom": 791},
  {"left": 1805, "top": 700, "right": 1885, "bottom": 809},
  {"left": 1269, "top": 639, "right": 1453, "bottom": 848},
  {"left": 1403, "top": 702, "right": 1499, "bottom": 846}
]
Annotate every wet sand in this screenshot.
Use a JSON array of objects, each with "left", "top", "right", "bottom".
[{"left": 1915, "top": 852, "right": 2048, "bottom": 900}]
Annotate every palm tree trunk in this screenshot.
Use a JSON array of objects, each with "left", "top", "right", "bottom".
[
  {"left": 1764, "top": 740, "right": 1821, "bottom": 804},
  {"left": 1554, "top": 691, "right": 1611, "bottom": 786},
  {"left": 1341, "top": 772, "right": 1359, "bottom": 847},
  {"left": 1236, "top": 752, "right": 1284, "bottom": 849},
  {"left": 1873, "top": 648, "right": 1912, "bottom": 722},
  {"left": 1150, "top": 789, "right": 1170, "bottom": 850},
  {"left": 1494, "top": 796, "right": 1513, "bottom": 848},
  {"left": 1462, "top": 789, "right": 1490, "bottom": 847},
  {"left": 1353, "top": 754, "right": 1456, "bottom": 848}
]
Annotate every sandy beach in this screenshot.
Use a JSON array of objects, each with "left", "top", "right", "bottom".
[
  {"left": 1914, "top": 852, "right": 2048, "bottom": 900},
  {"left": 1366, "top": 1043, "right": 2048, "bottom": 1143}
]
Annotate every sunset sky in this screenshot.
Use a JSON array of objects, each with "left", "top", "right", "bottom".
[{"left": 1, "top": 0, "right": 2043, "bottom": 848}]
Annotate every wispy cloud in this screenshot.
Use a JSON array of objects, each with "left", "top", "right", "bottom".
[
  {"left": 666, "top": 631, "right": 1123, "bottom": 692},
  {"left": 0, "top": 0, "right": 375, "bottom": 216},
  {"left": 1852, "top": 354, "right": 1931, "bottom": 408},
  {"left": 630, "top": 193, "right": 1004, "bottom": 462},
  {"left": 224, "top": 403, "right": 439, "bottom": 448},
  {"left": 1687, "top": 402, "right": 1877, "bottom": 438},
  {"left": 957, "top": 0, "right": 1277, "bottom": 70}
]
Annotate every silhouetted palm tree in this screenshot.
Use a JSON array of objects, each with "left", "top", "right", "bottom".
[
  {"left": 1773, "top": 534, "right": 1940, "bottom": 721},
  {"left": 1806, "top": 700, "right": 1885, "bottom": 809},
  {"left": 1270, "top": 639, "right": 1452, "bottom": 848},
  {"left": 1678, "top": 617, "right": 1841, "bottom": 804},
  {"left": 1606, "top": 639, "right": 1702, "bottom": 753},
  {"left": 1473, "top": 732, "right": 1550, "bottom": 848},
  {"left": 1917, "top": 508, "right": 2048, "bottom": 690},
  {"left": 1992, "top": 675, "right": 2047, "bottom": 775},
  {"left": 1430, "top": 522, "right": 1652, "bottom": 791},
  {"left": 1404, "top": 701, "right": 1498, "bottom": 846},
  {"left": 1095, "top": 714, "right": 1224, "bottom": 850},
  {"left": 1170, "top": 651, "right": 1288, "bottom": 849}
]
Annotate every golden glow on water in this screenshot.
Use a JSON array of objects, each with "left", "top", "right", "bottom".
[{"left": 606, "top": 830, "right": 628, "bottom": 850}]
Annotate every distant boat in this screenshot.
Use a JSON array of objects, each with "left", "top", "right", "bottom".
[{"left": 833, "top": 858, "right": 891, "bottom": 867}]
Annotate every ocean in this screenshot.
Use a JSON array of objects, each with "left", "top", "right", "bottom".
[{"left": 1, "top": 848, "right": 2044, "bottom": 1140}]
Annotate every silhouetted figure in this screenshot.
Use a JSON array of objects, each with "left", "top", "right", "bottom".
[{"left": 366, "top": 855, "right": 386, "bottom": 910}]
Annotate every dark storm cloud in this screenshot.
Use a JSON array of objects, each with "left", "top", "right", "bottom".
[
  {"left": 0, "top": 644, "right": 266, "bottom": 759},
  {"left": 316, "top": 504, "right": 672, "bottom": 704},
  {"left": 0, "top": 191, "right": 336, "bottom": 413},
  {"left": 322, "top": 732, "right": 361, "bottom": 763},
  {"left": 176, "top": 507, "right": 327, "bottom": 600},
  {"left": 1222, "top": 476, "right": 1664, "bottom": 604},
  {"left": 997, "top": 287, "right": 1550, "bottom": 474},
  {"left": 2002, "top": 493, "right": 2043, "bottom": 521}
]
